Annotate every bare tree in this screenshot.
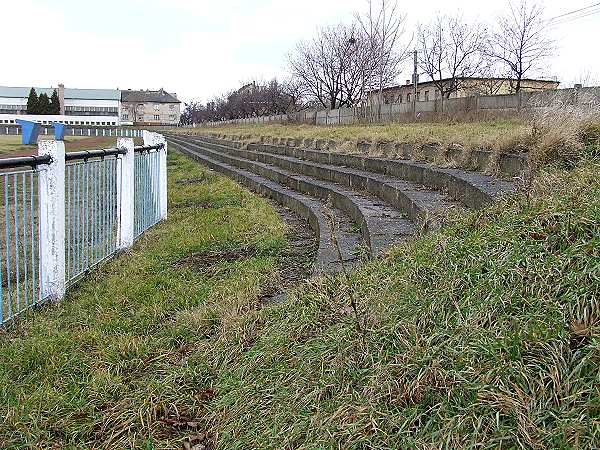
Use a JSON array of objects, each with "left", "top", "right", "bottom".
[
  {"left": 472, "top": 61, "right": 510, "bottom": 95},
  {"left": 287, "top": 12, "right": 405, "bottom": 111},
  {"left": 180, "top": 78, "right": 297, "bottom": 124},
  {"left": 417, "top": 14, "right": 488, "bottom": 109},
  {"left": 574, "top": 69, "right": 599, "bottom": 88},
  {"left": 489, "top": 0, "right": 553, "bottom": 92},
  {"left": 288, "top": 23, "right": 366, "bottom": 109},
  {"left": 356, "top": 0, "right": 409, "bottom": 110},
  {"left": 282, "top": 78, "right": 309, "bottom": 112}
]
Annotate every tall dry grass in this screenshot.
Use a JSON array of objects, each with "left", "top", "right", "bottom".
[
  {"left": 178, "top": 94, "right": 600, "bottom": 172},
  {"left": 526, "top": 91, "right": 600, "bottom": 168}
]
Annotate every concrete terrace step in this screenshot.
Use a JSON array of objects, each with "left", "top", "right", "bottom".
[
  {"left": 187, "top": 136, "right": 460, "bottom": 229},
  {"left": 169, "top": 135, "right": 415, "bottom": 257},
  {"left": 168, "top": 138, "right": 362, "bottom": 275},
  {"left": 199, "top": 135, "right": 516, "bottom": 209}
]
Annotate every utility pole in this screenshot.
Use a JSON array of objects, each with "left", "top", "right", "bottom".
[{"left": 412, "top": 50, "right": 418, "bottom": 120}]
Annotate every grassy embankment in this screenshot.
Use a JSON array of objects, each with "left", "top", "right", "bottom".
[
  {"left": 0, "top": 131, "right": 599, "bottom": 447},
  {"left": 183, "top": 119, "right": 529, "bottom": 151},
  {"left": 182, "top": 114, "right": 600, "bottom": 168}
]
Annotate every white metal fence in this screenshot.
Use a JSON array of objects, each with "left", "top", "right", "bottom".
[
  {"left": 0, "top": 131, "right": 167, "bottom": 326},
  {"left": 1, "top": 126, "right": 144, "bottom": 137}
]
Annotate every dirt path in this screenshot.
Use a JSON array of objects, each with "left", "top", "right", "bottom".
[{"left": 259, "top": 202, "right": 318, "bottom": 305}]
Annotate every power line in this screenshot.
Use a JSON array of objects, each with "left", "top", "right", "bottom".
[
  {"left": 548, "top": 2, "right": 600, "bottom": 22},
  {"left": 549, "top": 7, "right": 600, "bottom": 26}
]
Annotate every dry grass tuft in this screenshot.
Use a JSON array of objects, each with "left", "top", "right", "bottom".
[{"left": 527, "top": 91, "right": 600, "bottom": 169}]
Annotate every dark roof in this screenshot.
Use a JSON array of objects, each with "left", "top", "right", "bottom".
[
  {"left": 0, "top": 86, "right": 120, "bottom": 100},
  {"left": 121, "top": 89, "right": 180, "bottom": 103}
]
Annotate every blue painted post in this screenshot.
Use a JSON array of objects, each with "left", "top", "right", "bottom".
[
  {"left": 15, "top": 119, "right": 41, "bottom": 145},
  {"left": 53, "top": 122, "right": 66, "bottom": 141}
]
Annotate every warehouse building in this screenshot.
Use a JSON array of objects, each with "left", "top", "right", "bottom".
[
  {"left": 368, "top": 77, "right": 560, "bottom": 104},
  {"left": 0, "top": 84, "right": 121, "bottom": 126}
]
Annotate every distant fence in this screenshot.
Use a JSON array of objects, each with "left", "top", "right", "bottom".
[
  {"left": 198, "top": 86, "right": 600, "bottom": 127},
  {"left": 0, "top": 131, "right": 167, "bottom": 326},
  {"left": 0, "top": 126, "right": 144, "bottom": 137}
]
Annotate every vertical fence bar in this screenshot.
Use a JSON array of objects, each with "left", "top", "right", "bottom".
[
  {"left": 84, "top": 161, "right": 90, "bottom": 271},
  {"left": 13, "top": 174, "right": 21, "bottom": 312},
  {"left": 91, "top": 161, "right": 96, "bottom": 265},
  {"left": 66, "top": 164, "right": 71, "bottom": 281},
  {"left": 30, "top": 172, "right": 36, "bottom": 304},
  {"left": 13, "top": 173, "right": 21, "bottom": 314},
  {"left": 21, "top": 173, "right": 28, "bottom": 308},
  {"left": 4, "top": 177, "right": 12, "bottom": 320}
]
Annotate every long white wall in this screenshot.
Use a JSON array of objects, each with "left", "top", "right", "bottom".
[{"left": 0, "top": 113, "right": 120, "bottom": 126}]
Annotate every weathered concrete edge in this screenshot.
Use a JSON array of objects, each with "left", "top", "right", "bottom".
[
  {"left": 194, "top": 137, "right": 439, "bottom": 227},
  {"left": 251, "top": 142, "right": 502, "bottom": 210},
  {"left": 170, "top": 136, "right": 381, "bottom": 255},
  {"left": 169, "top": 138, "right": 352, "bottom": 275},
  {"left": 202, "top": 132, "right": 528, "bottom": 178},
  {"left": 199, "top": 135, "right": 515, "bottom": 209}
]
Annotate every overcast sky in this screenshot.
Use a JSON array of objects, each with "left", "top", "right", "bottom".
[{"left": 2, "top": 0, "right": 599, "bottom": 103}]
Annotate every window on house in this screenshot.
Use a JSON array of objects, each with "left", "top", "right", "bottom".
[
  {"left": 425, "top": 90, "right": 429, "bottom": 101},
  {"left": 154, "top": 114, "right": 160, "bottom": 120},
  {"left": 407, "top": 93, "right": 411, "bottom": 102},
  {"left": 416, "top": 91, "right": 421, "bottom": 101},
  {"left": 154, "top": 104, "right": 160, "bottom": 112}
]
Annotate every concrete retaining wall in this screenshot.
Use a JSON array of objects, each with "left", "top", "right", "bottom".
[{"left": 197, "top": 87, "right": 600, "bottom": 127}]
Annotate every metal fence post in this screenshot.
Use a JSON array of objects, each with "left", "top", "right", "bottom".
[
  {"left": 38, "top": 140, "right": 66, "bottom": 302},
  {"left": 143, "top": 131, "right": 168, "bottom": 220},
  {"left": 117, "top": 138, "right": 135, "bottom": 249}
]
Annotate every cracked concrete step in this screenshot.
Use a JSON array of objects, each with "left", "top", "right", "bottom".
[
  {"left": 168, "top": 138, "right": 362, "bottom": 275},
  {"left": 199, "top": 135, "right": 516, "bottom": 209},
  {"left": 169, "top": 135, "right": 415, "bottom": 257},
  {"left": 187, "top": 136, "right": 459, "bottom": 229}
]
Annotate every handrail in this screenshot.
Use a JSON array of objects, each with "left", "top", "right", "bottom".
[
  {"left": 134, "top": 144, "right": 164, "bottom": 153},
  {"left": 65, "top": 148, "right": 126, "bottom": 161},
  {"left": 0, "top": 154, "right": 52, "bottom": 169}
]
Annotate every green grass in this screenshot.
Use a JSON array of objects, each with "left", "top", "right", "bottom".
[
  {"left": 1, "top": 148, "right": 599, "bottom": 448},
  {"left": 189, "top": 157, "right": 600, "bottom": 449},
  {"left": 0, "top": 150, "right": 286, "bottom": 448}
]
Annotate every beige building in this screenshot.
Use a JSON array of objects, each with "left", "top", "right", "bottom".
[
  {"left": 121, "top": 89, "right": 181, "bottom": 126},
  {"left": 370, "top": 77, "right": 560, "bottom": 104}
]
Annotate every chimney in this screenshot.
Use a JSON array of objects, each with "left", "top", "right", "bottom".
[
  {"left": 58, "top": 83, "right": 65, "bottom": 115},
  {"left": 406, "top": 79, "right": 410, "bottom": 85}
]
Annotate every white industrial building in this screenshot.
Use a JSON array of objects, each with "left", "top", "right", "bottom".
[{"left": 0, "top": 84, "right": 121, "bottom": 126}]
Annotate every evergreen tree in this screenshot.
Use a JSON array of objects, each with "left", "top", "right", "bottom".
[
  {"left": 26, "top": 88, "right": 39, "bottom": 114},
  {"left": 38, "top": 93, "right": 51, "bottom": 115},
  {"left": 50, "top": 89, "right": 61, "bottom": 114}
]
